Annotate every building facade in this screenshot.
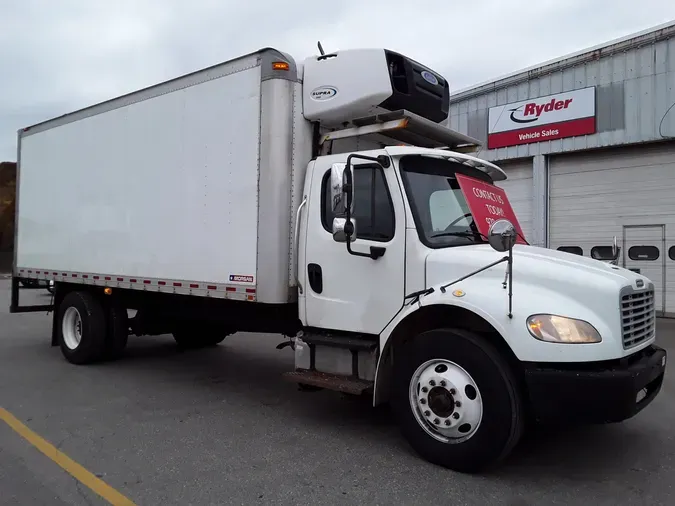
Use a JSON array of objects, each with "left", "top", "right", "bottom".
[{"left": 448, "top": 21, "right": 675, "bottom": 316}]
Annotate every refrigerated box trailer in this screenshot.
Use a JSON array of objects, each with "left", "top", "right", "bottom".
[{"left": 11, "top": 46, "right": 667, "bottom": 473}]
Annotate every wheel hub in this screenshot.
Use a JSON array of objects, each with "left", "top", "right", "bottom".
[
  {"left": 409, "top": 359, "right": 483, "bottom": 443},
  {"left": 427, "top": 386, "right": 455, "bottom": 418}
]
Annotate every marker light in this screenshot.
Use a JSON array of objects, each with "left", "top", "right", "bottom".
[{"left": 272, "top": 62, "right": 290, "bottom": 71}]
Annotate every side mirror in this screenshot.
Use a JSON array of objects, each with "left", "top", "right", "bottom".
[
  {"left": 488, "top": 219, "right": 517, "bottom": 253},
  {"left": 330, "top": 153, "right": 390, "bottom": 256},
  {"left": 332, "top": 217, "right": 357, "bottom": 243},
  {"left": 330, "top": 163, "right": 353, "bottom": 216}
]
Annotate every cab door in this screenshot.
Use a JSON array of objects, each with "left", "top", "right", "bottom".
[{"left": 303, "top": 155, "right": 406, "bottom": 335}]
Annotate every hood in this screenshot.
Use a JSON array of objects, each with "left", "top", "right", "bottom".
[
  {"left": 425, "top": 243, "right": 648, "bottom": 295},
  {"left": 423, "top": 243, "right": 655, "bottom": 364}
]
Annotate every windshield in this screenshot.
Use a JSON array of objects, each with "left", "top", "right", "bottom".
[{"left": 399, "top": 155, "right": 492, "bottom": 248}]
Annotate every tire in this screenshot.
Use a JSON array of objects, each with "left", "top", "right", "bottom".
[
  {"left": 172, "top": 325, "right": 227, "bottom": 349},
  {"left": 57, "top": 291, "right": 107, "bottom": 365},
  {"left": 392, "top": 328, "right": 525, "bottom": 474},
  {"left": 104, "top": 305, "right": 129, "bottom": 360}
]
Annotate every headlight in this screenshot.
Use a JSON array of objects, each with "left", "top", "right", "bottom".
[{"left": 526, "top": 314, "right": 601, "bottom": 344}]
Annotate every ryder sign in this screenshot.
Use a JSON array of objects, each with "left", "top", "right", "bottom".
[
  {"left": 456, "top": 174, "right": 527, "bottom": 244},
  {"left": 487, "top": 87, "right": 596, "bottom": 149}
]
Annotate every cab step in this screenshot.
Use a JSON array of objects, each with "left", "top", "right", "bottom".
[
  {"left": 300, "top": 333, "right": 377, "bottom": 351},
  {"left": 282, "top": 370, "right": 374, "bottom": 395}
]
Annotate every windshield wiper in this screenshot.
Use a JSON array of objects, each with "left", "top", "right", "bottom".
[
  {"left": 404, "top": 287, "right": 435, "bottom": 305},
  {"left": 430, "top": 231, "right": 486, "bottom": 241}
]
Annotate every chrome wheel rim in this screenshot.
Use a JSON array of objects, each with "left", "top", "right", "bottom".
[
  {"left": 409, "top": 359, "right": 483, "bottom": 444},
  {"left": 62, "top": 307, "right": 83, "bottom": 350}
]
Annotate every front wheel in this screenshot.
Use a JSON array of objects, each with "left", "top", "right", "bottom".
[{"left": 392, "top": 328, "right": 525, "bottom": 473}]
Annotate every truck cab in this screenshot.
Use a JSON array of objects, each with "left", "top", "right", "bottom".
[
  {"left": 294, "top": 141, "right": 665, "bottom": 473},
  {"left": 289, "top": 47, "right": 667, "bottom": 473}
]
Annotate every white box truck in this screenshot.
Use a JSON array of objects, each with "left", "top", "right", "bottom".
[{"left": 10, "top": 46, "right": 667, "bottom": 473}]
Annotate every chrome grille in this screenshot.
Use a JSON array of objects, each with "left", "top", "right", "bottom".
[{"left": 621, "top": 288, "right": 655, "bottom": 349}]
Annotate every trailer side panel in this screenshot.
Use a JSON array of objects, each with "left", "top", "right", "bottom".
[{"left": 17, "top": 62, "right": 262, "bottom": 290}]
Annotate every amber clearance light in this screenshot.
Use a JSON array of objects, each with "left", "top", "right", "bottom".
[{"left": 272, "top": 61, "right": 290, "bottom": 71}]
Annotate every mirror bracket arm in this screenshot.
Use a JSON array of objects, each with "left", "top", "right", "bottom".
[
  {"left": 346, "top": 241, "right": 386, "bottom": 260},
  {"left": 440, "top": 219, "right": 517, "bottom": 319},
  {"left": 507, "top": 247, "right": 513, "bottom": 318},
  {"left": 341, "top": 153, "right": 392, "bottom": 252},
  {"left": 440, "top": 256, "right": 509, "bottom": 294}
]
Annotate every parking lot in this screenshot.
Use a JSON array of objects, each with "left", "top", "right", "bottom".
[{"left": 1, "top": 277, "right": 674, "bottom": 505}]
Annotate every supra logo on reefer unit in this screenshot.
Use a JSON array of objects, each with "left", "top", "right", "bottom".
[{"left": 310, "top": 86, "right": 338, "bottom": 101}]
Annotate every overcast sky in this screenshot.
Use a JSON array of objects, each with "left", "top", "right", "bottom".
[{"left": 1, "top": 0, "right": 674, "bottom": 161}]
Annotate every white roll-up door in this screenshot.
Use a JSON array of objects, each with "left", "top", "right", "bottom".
[
  {"left": 548, "top": 142, "right": 675, "bottom": 315},
  {"left": 493, "top": 158, "right": 533, "bottom": 242}
]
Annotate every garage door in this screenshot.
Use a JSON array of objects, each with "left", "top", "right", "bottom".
[
  {"left": 493, "top": 158, "right": 533, "bottom": 243},
  {"left": 548, "top": 142, "right": 675, "bottom": 315}
]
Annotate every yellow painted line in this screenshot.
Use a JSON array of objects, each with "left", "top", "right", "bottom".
[{"left": 0, "top": 407, "right": 136, "bottom": 506}]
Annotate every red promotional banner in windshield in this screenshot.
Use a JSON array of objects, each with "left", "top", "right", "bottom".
[{"left": 455, "top": 174, "right": 527, "bottom": 244}]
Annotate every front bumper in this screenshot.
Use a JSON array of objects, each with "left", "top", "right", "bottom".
[{"left": 523, "top": 344, "right": 666, "bottom": 424}]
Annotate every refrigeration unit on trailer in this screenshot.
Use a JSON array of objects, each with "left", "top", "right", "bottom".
[{"left": 11, "top": 45, "right": 667, "bottom": 474}]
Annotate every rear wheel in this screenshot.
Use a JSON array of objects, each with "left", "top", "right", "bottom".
[
  {"left": 57, "top": 291, "right": 107, "bottom": 365},
  {"left": 392, "top": 328, "right": 525, "bottom": 473}
]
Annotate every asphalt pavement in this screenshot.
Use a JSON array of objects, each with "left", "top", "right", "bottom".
[{"left": 1, "top": 277, "right": 674, "bottom": 505}]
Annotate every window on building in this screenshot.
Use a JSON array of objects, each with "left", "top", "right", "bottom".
[
  {"left": 669, "top": 246, "right": 675, "bottom": 261},
  {"left": 557, "top": 246, "right": 583, "bottom": 256},
  {"left": 591, "top": 246, "right": 619, "bottom": 260},
  {"left": 322, "top": 166, "right": 395, "bottom": 242},
  {"left": 628, "top": 245, "right": 659, "bottom": 261}
]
